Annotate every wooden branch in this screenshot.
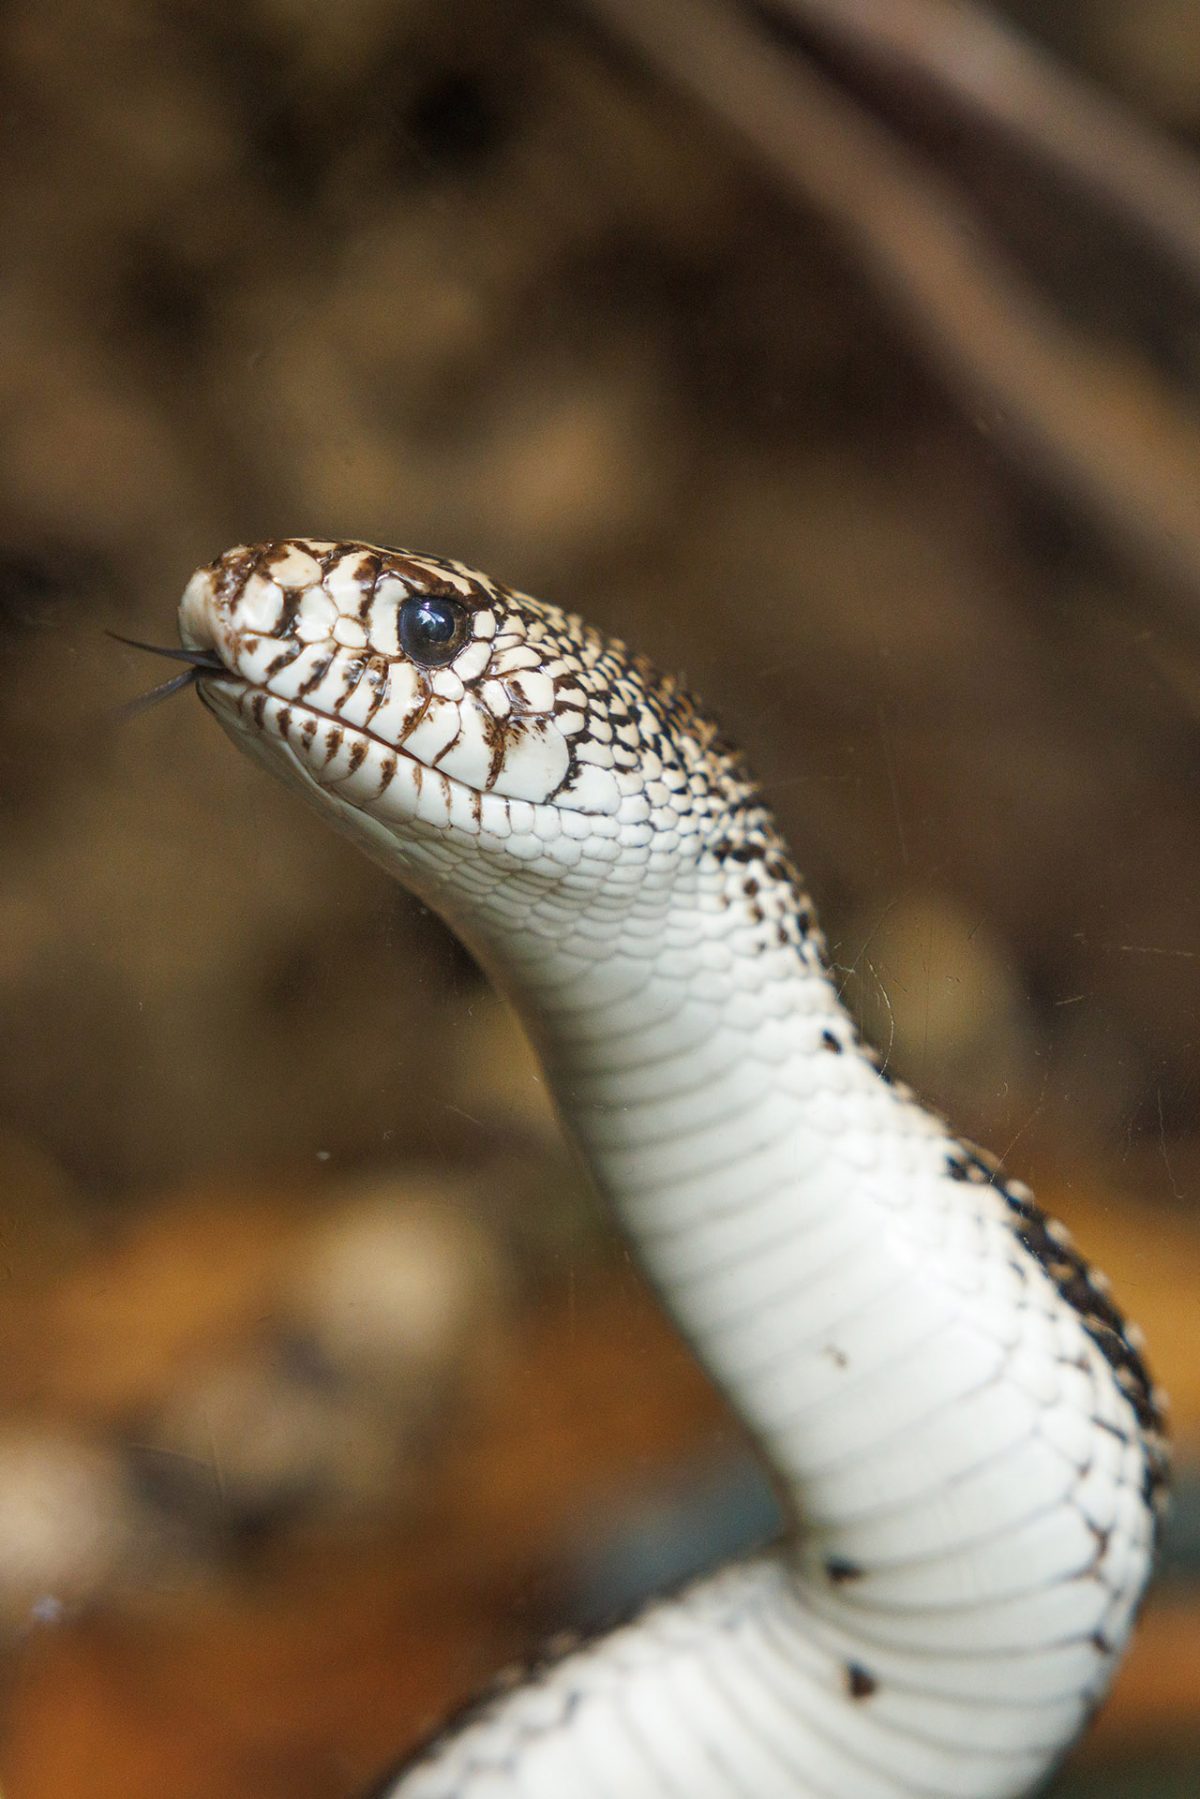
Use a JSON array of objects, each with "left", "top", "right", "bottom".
[
  {"left": 774, "top": 0, "right": 1200, "bottom": 283},
  {"left": 583, "top": 0, "right": 1200, "bottom": 622}
]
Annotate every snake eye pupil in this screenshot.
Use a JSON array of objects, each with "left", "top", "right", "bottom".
[{"left": 397, "top": 592, "right": 468, "bottom": 668}]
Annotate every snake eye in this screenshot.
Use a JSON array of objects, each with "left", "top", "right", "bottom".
[{"left": 397, "top": 591, "right": 470, "bottom": 668}]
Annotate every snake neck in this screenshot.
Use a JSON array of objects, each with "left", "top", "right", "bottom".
[
  {"left": 451, "top": 812, "right": 1163, "bottom": 1690},
  {"left": 177, "top": 541, "right": 1168, "bottom": 1795}
]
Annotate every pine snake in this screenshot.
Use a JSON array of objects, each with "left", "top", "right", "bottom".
[{"left": 160, "top": 538, "right": 1167, "bottom": 1799}]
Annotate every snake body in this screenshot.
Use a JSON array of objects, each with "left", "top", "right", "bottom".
[{"left": 179, "top": 539, "right": 1167, "bottom": 1799}]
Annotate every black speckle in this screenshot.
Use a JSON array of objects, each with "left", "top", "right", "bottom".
[
  {"left": 821, "top": 1030, "right": 842, "bottom": 1055},
  {"left": 824, "top": 1555, "right": 863, "bottom": 1585},
  {"left": 1142, "top": 1460, "right": 1165, "bottom": 1508},
  {"left": 944, "top": 1135, "right": 1171, "bottom": 1501},
  {"left": 845, "top": 1662, "right": 877, "bottom": 1700},
  {"left": 712, "top": 839, "right": 758, "bottom": 865}
]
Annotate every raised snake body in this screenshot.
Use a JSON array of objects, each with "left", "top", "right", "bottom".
[{"left": 177, "top": 539, "right": 1167, "bottom": 1799}]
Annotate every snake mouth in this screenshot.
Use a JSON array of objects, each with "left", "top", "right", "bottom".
[
  {"left": 195, "top": 672, "right": 568, "bottom": 850},
  {"left": 201, "top": 675, "right": 464, "bottom": 792},
  {"left": 119, "top": 629, "right": 603, "bottom": 843}
]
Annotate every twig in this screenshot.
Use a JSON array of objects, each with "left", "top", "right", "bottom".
[
  {"left": 773, "top": 0, "right": 1200, "bottom": 285},
  {"left": 583, "top": 0, "right": 1200, "bottom": 622}
]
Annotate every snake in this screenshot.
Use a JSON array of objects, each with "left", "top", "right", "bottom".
[{"left": 157, "top": 537, "right": 1168, "bottom": 1798}]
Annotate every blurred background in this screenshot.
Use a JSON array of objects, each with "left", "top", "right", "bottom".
[{"left": 0, "top": 0, "right": 1198, "bottom": 1793}]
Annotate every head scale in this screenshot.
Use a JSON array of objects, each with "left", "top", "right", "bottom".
[{"left": 179, "top": 539, "right": 762, "bottom": 911}]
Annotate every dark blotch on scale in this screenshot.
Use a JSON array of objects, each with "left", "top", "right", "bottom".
[
  {"left": 712, "top": 839, "right": 759, "bottom": 866},
  {"left": 845, "top": 1662, "right": 878, "bottom": 1700},
  {"left": 942, "top": 1148, "right": 1167, "bottom": 1500}
]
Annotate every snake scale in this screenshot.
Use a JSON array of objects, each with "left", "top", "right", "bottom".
[{"left": 165, "top": 538, "right": 1167, "bottom": 1799}]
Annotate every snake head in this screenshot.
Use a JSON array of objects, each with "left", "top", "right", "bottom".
[{"left": 178, "top": 539, "right": 746, "bottom": 902}]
